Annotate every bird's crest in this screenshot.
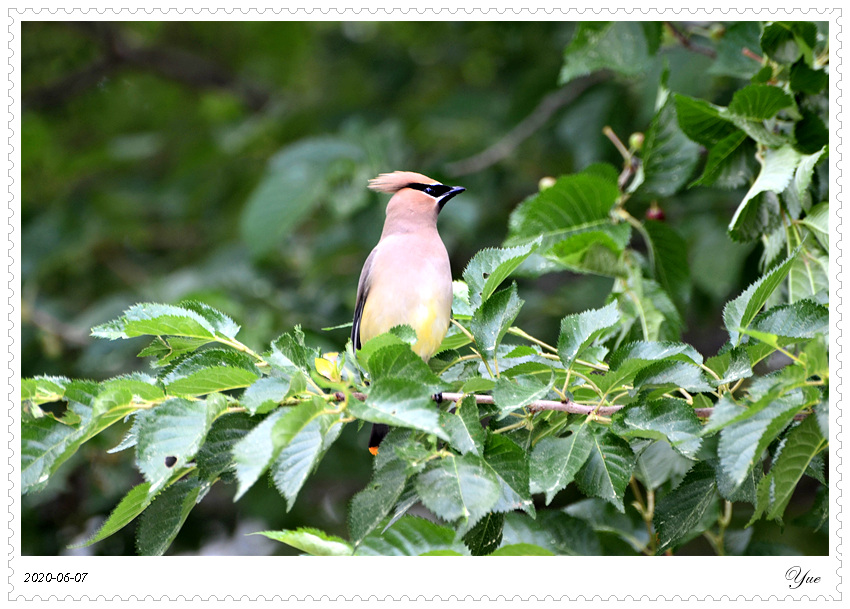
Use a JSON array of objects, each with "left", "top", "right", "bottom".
[{"left": 368, "top": 171, "right": 437, "bottom": 194}]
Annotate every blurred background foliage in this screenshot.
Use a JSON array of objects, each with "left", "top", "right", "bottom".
[{"left": 20, "top": 20, "right": 824, "bottom": 555}]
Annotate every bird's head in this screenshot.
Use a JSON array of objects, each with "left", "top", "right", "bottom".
[{"left": 368, "top": 171, "right": 465, "bottom": 221}]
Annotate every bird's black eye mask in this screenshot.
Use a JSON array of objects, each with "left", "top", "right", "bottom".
[{"left": 407, "top": 182, "right": 465, "bottom": 211}]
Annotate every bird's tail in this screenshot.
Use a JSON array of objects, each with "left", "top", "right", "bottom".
[{"left": 368, "top": 423, "right": 390, "bottom": 455}]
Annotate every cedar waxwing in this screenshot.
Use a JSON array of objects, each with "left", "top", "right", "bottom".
[{"left": 352, "top": 171, "right": 465, "bottom": 454}]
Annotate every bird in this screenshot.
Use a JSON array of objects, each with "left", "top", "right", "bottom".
[{"left": 352, "top": 171, "right": 465, "bottom": 455}]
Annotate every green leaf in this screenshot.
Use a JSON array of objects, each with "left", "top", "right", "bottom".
[
  {"left": 137, "top": 336, "right": 211, "bottom": 367},
  {"left": 727, "top": 84, "right": 794, "bottom": 120},
  {"left": 692, "top": 130, "right": 753, "bottom": 189},
  {"left": 92, "top": 302, "right": 218, "bottom": 341},
  {"left": 505, "top": 172, "right": 620, "bottom": 253},
  {"left": 767, "top": 415, "right": 827, "bottom": 521},
  {"left": 267, "top": 325, "right": 320, "bottom": 373},
  {"left": 69, "top": 482, "right": 153, "bottom": 549},
  {"left": 240, "top": 136, "right": 364, "bottom": 256},
  {"left": 800, "top": 201, "right": 829, "bottom": 250},
  {"left": 177, "top": 300, "right": 241, "bottom": 339},
  {"left": 729, "top": 146, "right": 802, "bottom": 241},
  {"left": 256, "top": 527, "right": 353, "bottom": 556},
  {"left": 469, "top": 282, "right": 524, "bottom": 360},
  {"left": 707, "top": 346, "right": 754, "bottom": 387},
  {"left": 575, "top": 425, "right": 635, "bottom": 512},
  {"left": 349, "top": 378, "right": 448, "bottom": 440},
  {"left": 751, "top": 299, "right": 828, "bottom": 338},
  {"left": 232, "top": 408, "right": 287, "bottom": 501},
  {"left": 195, "top": 412, "right": 256, "bottom": 483},
  {"left": 463, "top": 512, "right": 504, "bottom": 556},
  {"left": 718, "top": 389, "right": 806, "bottom": 490},
  {"left": 491, "top": 374, "right": 552, "bottom": 419},
  {"left": 136, "top": 478, "right": 206, "bottom": 556},
  {"left": 162, "top": 349, "right": 260, "bottom": 396},
  {"left": 544, "top": 226, "right": 631, "bottom": 277},
  {"left": 761, "top": 21, "right": 817, "bottom": 65},
  {"left": 634, "top": 439, "right": 693, "bottom": 490},
  {"left": 501, "top": 511, "right": 601, "bottom": 556},
  {"left": 723, "top": 249, "right": 798, "bottom": 345},
  {"left": 355, "top": 516, "right": 468, "bottom": 556},
  {"left": 643, "top": 220, "right": 691, "bottom": 312},
  {"left": 135, "top": 397, "right": 218, "bottom": 495},
  {"left": 654, "top": 461, "right": 718, "bottom": 553},
  {"left": 674, "top": 95, "right": 738, "bottom": 146},
  {"left": 270, "top": 398, "right": 342, "bottom": 511},
  {"left": 490, "top": 543, "right": 554, "bottom": 556},
  {"left": 790, "top": 59, "right": 829, "bottom": 94},
  {"left": 557, "top": 301, "right": 619, "bottom": 369},
  {"left": 788, "top": 246, "right": 828, "bottom": 303},
  {"left": 348, "top": 459, "right": 408, "bottom": 545},
  {"left": 612, "top": 398, "right": 702, "bottom": 459},
  {"left": 609, "top": 341, "right": 702, "bottom": 370},
  {"left": 414, "top": 453, "right": 501, "bottom": 535},
  {"left": 483, "top": 434, "right": 535, "bottom": 517},
  {"left": 365, "top": 343, "right": 444, "bottom": 388},
  {"left": 637, "top": 94, "right": 700, "bottom": 198},
  {"left": 530, "top": 423, "right": 594, "bottom": 505},
  {"left": 240, "top": 377, "right": 293, "bottom": 415},
  {"left": 21, "top": 375, "right": 69, "bottom": 404},
  {"left": 632, "top": 360, "right": 713, "bottom": 394},
  {"left": 559, "top": 22, "right": 657, "bottom": 84},
  {"left": 462, "top": 240, "right": 540, "bottom": 309},
  {"left": 440, "top": 394, "right": 486, "bottom": 457}
]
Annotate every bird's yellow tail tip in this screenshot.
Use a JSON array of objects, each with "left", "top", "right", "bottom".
[{"left": 368, "top": 446, "right": 379, "bottom": 456}]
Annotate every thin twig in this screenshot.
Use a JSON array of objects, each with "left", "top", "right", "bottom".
[
  {"left": 664, "top": 22, "right": 717, "bottom": 59},
  {"left": 444, "top": 73, "right": 607, "bottom": 176}
]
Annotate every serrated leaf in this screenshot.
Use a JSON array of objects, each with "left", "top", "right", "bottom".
[
  {"left": 788, "top": 245, "right": 828, "bottom": 304},
  {"left": 414, "top": 453, "right": 501, "bottom": 535},
  {"left": 768, "top": 415, "right": 827, "bottom": 521},
  {"left": 708, "top": 22, "right": 764, "bottom": 79},
  {"left": 544, "top": 225, "right": 631, "bottom": 277},
  {"left": 240, "top": 376, "right": 293, "bottom": 415},
  {"left": 483, "top": 434, "right": 534, "bottom": 516},
  {"left": 462, "top": 240, "right": 540, "bottom": 309},
  {"left": 609, "top": 341, "right": 703, "bottom": 369},
  {"left": 349, "top": 377, "right": 448, "bottom": 440},
  {"left": 270, "top": 398, "right": 342, "bottom": 511},
  {"left": 69, "top": 482, "right": 153, "bottom": 549},
  {"left": 136, "top": 478, "right": 206, "bottom": 556},
  {"left": 21, "top": 375, "right": 70, "bottom": 404},
  {"left": 463, "top": 512, "right": 504, "bottom": 556},
  {"left": 723, "top": 249, "right": 798, "bottom": 345},
  {"left": 728, "top": 84, "right": 794, "bottom": 120},
  {"left": 232, "top": 408, "right": 287, "bottom": 500},
  {"left": 729, "top": 146, "right": 802, "bottom": 240},
  {"left": 559, "top": 22, "right": 656, "bottom": 84},
  {"left": 256, "top": 527, "right": 353, "bottom": 556},
  {"left": 177, "top": 300, "right": 241, "bottom": 339},
  {"left": 530, "top": 423, "right": 594, "bottom": 505},
  {"left": 92, "top": 302, "right": 217, "bottom": 341},
  {"left": 557, "top": 301, "right": 619, "bottom": 369},
  {"left": 162, "top": 349, "right": 260, "bottom": 396},
  {"left": 638, "top": 94, "right": 700, "bottom": 198},
  {"left": 692, "top": 130, "right": 754, "bottom": 189},
  {"left": 634, "top": 439, "right": 694, "bottom": 490},
  {"left": 490, "top": 543, "right": 554, "bottom": 556},
  {"left": 800, "top": 201, "right": 828, "bottom": 250},
  {"left": 491, "top": 373, "right": 553, "bottom": 419},
  {"left": 267, "top": 325, "right": 320, "bottom": 372},
  {"left": 366, "top": 343, "right": 445, "bottom": 388},
  {"left": 355, "top": 516, "right": 468, "bottom": 556},
  {"left": 612, "top": 398, "right": 702, "bottom": 459},
  {"left": 761, "top": 21, "right": 817, "bottom": 65},
  {"left": 674, "top": 95, "right": 738, "bottom": 146},
  {"left": 654, "top": 461, "right": 717, "bottom": 553},
  {"left": 137, "top": 336, "right": 210, "bottom": 367},
  {"left": 632, "top": 360, "right": 713, "bottom": 394},
  {"left": 751, "top": 299, "right": 828, "bottom": 338},
  {"left": 718, "top": 389, "right": 806, "bottom": 490},
  {"left": 565, "top": 497, "right": 650, "bottom": 554},
  {"left": 348, "top": 459, "right": 408, "bottom": 545},
  {"left": 195, "top": 412, "right": 256, "bottom": 483},
  {"left": 643, "top": 220, "right": 691, "bottom": 312},
  {"left": 505, "top": 171, "right": 620, "bottom": 252},
  {"left": 135, "top": 397, "right": 217, "bottom": 495},
  {"left": 469, "top": 282, "right": 523, "bottom": 361},
  {"left": 575, "top": 425, "right": 635, "bottom": 512},
  {"left": 440, "top": 394, "right": 485, "bottom": 457},
  {"left": 790, "top": 59, "right": 828, "bottom": 94}
]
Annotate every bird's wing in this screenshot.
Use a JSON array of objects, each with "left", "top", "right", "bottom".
[{"left": 352, "top": 247, "right": 377, "bottom": 350}]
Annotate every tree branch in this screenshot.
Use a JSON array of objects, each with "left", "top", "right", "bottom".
[
  {"left": 664, "top": 22, "right": 717, "bottom": 59},
  {"left": 444, "top": 73, "right": 606, "bottom": 177},
  {"left": 25, "top": 22, "right": 272, "bottom": 111}
]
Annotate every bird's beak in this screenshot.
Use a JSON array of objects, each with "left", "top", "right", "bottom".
[{"left": 437, "top": 186, "right": 465, "bottom": 212}]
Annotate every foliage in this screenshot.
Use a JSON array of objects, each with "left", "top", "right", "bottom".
[{"left": 21, "top": 20, "right": 828, "bottom": 556}]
